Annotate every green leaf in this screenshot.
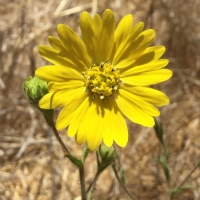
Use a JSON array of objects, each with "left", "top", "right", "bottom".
[
  {"left": 197, "top": 161, "right": 200, "bottom": 167},
  {"left": 171, "top": 185, "right": 197, "bottom": 196},
  {"left": 154, "top": 118, "right": 164, "bottom": 146},
  {"left": 66, "top": 155, "right": 83, "bottom": 167},
  {"left": 157, "top": 155, "right": 170, "bottom": 182},
  {"left": 96, "top": 151, "right": 101, "bottom": 168},
  {"left": 119, "top": 166, "right": 126, "bottom": 185},
  {"left": 82, "top": 144, "right": 89, "bottom": 162}
]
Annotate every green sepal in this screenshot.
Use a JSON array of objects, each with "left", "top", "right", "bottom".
[
  {"left": 82, "top": 144, "right": 89, "bottom": 163},
  {"left": 66, "top": 154, "right": 83, "bottom": 167},
  {"left": 97, "top": 145, "right": 117, "bottom": 173},
  {"left": 95, "top": 151, "right": 113, "bottom": 174},
  {"left": 99, "top": 145, "right": 116, "bottom": 164}
]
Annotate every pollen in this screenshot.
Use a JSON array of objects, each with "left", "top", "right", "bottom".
[{"left": 83, "top": 62, "right": 120, "bottom": 99}]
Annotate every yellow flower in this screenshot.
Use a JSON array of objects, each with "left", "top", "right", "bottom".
[{"left": 35, "top": 9, "right": 172, "bottom": 151}]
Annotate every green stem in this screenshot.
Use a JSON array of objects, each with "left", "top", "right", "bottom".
[
  {"left": 87, "top": 171, "right": 100, "bottom": 193},
  {"left": 44, "top": 112, "right": 71, "bottom": 155},
  {"left": 79, "top": 166, "right": 87, "bottom": 200},
  {"left": 43, "top": 111, "right": 88, "bottom": 200},
  {"left": 112, "top": 165, "right": 138, "bottom": 200}
]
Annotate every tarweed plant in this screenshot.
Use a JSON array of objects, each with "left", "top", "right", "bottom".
[{"left": 23, "top": 9, "right": 199, "bottom": 200}]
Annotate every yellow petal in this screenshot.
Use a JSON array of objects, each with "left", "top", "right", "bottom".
[
  {"left": 80, "top": 9, "right": 115, "bottom": 64},
  {"left": 120, "top": 84, "right": 169, "bottom": 106},
  {"left": 120, "top": 69, "right": 172, "bottom": 86},
  {"left": 93, "top": 14, "right": 102, "bottom": 38},
  {"left": 114, "top": 29, "right": 155, "bottom": 68},
  {"left": 76, "top": 126, "right": 87, "bottom": 145},
  {"left": 97, "top": 9, "right": 115, "bottom": 62},
  {"left": 114, "top": 14, "right": 133, "bottom": 50},
  {"left": 48, "top": 36, "right": 66, "bottom": 53},
  {"left": 68, "top": 96, "right": 90, "bottom": 137},
  {"left": 35, "top": 65, "right": 84, "bottom": 82},
  {"left": 134, "top": 46, "right": 166, "bottom": 65},
  {"left": 77, "top": 99, "right": 103, "bottom": 150},
  {"left": 109, "top": 14, "right": 133, "bottom": 62},
  {"left": 39, "top": 91, "right": 63, "bottom": 109},
  {"left": 57, "top": 24, "right": 91, "bottom": 68},
  {"left": 103, "top": 98, "right": 128, "bottom": 147},
  {"left": 115, "top": 93, "right": 155, "bottom": 127},
  {"left": 113, "top": 22, "right": 144, "bottom": 66},
  {"left": 48, "top": 36, "right": 90, "bottom": 70},
  {"left": 56, "top": 91, "right": 88, "bottom": 130},
  {"left": 102, "top": 114, "right": 113, "bottom": 147},
  {"left": 39, "top": 87, "right": 86, "bottom": 109},
  {"left": 118, "top": 89, "right": 160, "bottom": 116},
  {"left": 80, "top": 11, "right": 98, "bottom": 63},
  {"left": 86, "top": 113, "right": 103, "bottom": 151},
  {"left": 102, "top": 100, "right": 113, "bottom": 147},
  {"left": 121, "top": 59, "right": 169, "bottom": 77},
  {"left": 48, "top": 80, "right": 84, "bottom": 92},
  {"left": 120, "top": 45, "right": 168, "bottom": 75}
]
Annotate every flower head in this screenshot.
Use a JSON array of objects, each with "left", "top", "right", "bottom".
[{"left": 35, "top": 9, "right": 172, "bottom": 150}]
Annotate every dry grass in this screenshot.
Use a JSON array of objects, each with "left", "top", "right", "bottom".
[{"left": 1, "top": 0, "right": 200, "bottom": 199}]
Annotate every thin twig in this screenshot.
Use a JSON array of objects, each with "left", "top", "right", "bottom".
[
  {"left": 34, "top": 172, "right": 45, "bottom": 200},
  {"left": 59, "top": 3, "right": 92, "bottom": 17},
  {"left": 14, "top": 119, "right": 37, "bottom": 160}
]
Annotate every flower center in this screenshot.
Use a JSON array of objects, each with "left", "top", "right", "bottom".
[{"left": 83, "top": 62, "right": 120, "bottom": 99}]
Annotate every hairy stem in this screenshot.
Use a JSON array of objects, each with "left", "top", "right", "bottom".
[
  {"left": 79, "top": 166, "right": 87, "bottom": 200},
  {"left": 45, "top": 113, "right": 71, "bottom": 155},
  {"left": 87, "top": 170, "right": 100, "bottom": 194}
]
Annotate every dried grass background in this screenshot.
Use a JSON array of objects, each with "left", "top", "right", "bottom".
[{"left": 1, "top": 0, "right": 200, "bottom": 199}]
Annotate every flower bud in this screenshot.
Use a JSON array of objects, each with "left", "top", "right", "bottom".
[
  {"left": 99, "top": 144, "right": 116, "bottom": 164},
  {"left": 23, "top": 76, "right": 48, "bottom": 107}
]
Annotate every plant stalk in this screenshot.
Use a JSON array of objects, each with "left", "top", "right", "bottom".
[
  {"left": 79, "top": 166, "right": 87, "bottom": 200},
  {"left": 46, "top": 114, "right": 71, "bottom": 155}
]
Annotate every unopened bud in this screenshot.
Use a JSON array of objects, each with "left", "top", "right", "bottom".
[
  {"left": 23, "top": 76, "right": 48, "bottom": 107},
  {"left": 99, "top": 144, "right": 116, "bottom": 163}
]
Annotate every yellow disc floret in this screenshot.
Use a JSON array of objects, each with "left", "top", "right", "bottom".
[{"left": 83, "top": 62, "right": 120, "bottom": 99}]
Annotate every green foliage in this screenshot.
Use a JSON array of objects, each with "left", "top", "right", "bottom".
[
  {"left": 119, "top": 166, "right": 126, "bottom": 185},
  {"left": 82, "top": 145, "right": 89, "bottom": 163},
  {"left": 157, "top": 155, "right": 170, "bottom": 183},
  {"left": 66, "top": 154, "right": 83, "bottom": 167},
  {"left": 171, "top": 185, "right": 197, "bottom": 197},
  {"left": 154, "top": 118, "right": 164, "bottom": 146}
]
